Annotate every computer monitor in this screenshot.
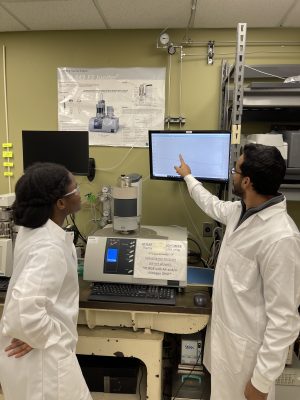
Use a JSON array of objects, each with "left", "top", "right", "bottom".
[
  {"left": 22, "top": 130, "right": 89, "bottom": 176},
  {"left": 149, "top": 130, "right": 231, "bottom": 183}
]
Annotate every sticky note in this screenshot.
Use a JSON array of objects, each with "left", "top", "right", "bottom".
[{"left": 2, "top": 151, "right": 13, "bottom": 158}]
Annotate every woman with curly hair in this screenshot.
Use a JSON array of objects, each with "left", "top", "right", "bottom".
[{"left": 0, "top": 163, "right": 92, "bottom": 400}]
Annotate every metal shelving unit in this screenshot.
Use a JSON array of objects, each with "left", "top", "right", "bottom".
[{"left": 220, "top": 26, "right": 300, "bottom": 201}]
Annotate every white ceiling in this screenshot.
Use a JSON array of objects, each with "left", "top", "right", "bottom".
[{"left": 0, "top": 0, "right": 300, "bottom": 33}]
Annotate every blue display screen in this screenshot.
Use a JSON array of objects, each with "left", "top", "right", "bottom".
[{"left": 106, "top": 248, "right": 118, "bottom": 263}]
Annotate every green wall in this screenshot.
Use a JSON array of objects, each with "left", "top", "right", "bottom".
[{"left": 0, "top": 28, "right": 299, "bottom": 253}]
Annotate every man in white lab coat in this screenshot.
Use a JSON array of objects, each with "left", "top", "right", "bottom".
[
  {"left": 0, "top": 163, "right": 92, "bottom": 400},
  {"left": 175, "top": 143, "right": 300, "bottom": 400}
]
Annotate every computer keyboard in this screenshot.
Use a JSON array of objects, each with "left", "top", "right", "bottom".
[
  {"left": 0, "top": 277, "right": 10, "bottom": 292},
  {"left": 89, "top": 282, "right": 176, "bottom": 305}
]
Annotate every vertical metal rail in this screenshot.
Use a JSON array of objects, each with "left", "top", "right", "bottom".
[
  {"left": 228, "top": 23, "right": 247, "bottom": 201},
  {"left": 219, "top": 59, "right": 231, "bottom": 130}
]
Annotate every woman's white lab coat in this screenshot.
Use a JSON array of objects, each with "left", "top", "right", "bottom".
[
  {"left": 184, "top": 175, "right": 300, "bottom": 400},
  {"left": 0, "top": 219, "right": 91, "bottom": 400}
]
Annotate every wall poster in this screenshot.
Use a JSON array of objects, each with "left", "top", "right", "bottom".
[{"left": 57, "top": 67, "right": 165, "bottom": 147}]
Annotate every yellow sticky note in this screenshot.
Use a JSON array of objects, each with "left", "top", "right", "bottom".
[
  {"left": 2, "top": 143, "right": 13, "bottom": 148},
  {"left": 4, "top": 171, "right": 13, "bottom": 177},
  {"left": 2, "top": 151, "right": 13, "bottom": 158},
  {"left": 3, "top": 162, "right": 14, "bottom": 167},
  {"left": 151, "top": 240, "right": 167, "bottom": 253},
  {"left": 231, "top": 125, "right": 241, "bottom": 145}
]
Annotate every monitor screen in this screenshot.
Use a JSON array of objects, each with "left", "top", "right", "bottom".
[
  {"left": 149, "top": 130, "right": 231, "bottom": 182},
  {"left": 22, "top": 130, "right": 89, "bottom": 175}
]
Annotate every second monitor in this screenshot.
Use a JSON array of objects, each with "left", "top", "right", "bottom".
[{"left": 22, "top": 130, "right": 89, "bottom": 176}]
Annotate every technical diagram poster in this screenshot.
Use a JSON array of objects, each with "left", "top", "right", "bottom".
[{"left": 57, "top": 67, "right": 165, "bottom": 147}]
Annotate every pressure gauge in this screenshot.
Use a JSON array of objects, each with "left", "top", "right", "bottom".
[
  {"left": 167, "top": 44, "right": 176, "bottom": 55},
  {"left": 159, "top": 32, "right": 170, "bottom": 45}
]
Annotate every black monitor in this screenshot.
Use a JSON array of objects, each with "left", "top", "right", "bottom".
[
  {"left": 149, "top": 130, "right": 231, "bottom": 183},
  {"left": 22, "top": 130, "right": 89, "bottom": 176}
]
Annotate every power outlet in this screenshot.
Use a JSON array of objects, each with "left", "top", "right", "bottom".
[{"left": 202, "top": 222, "right": 213, "bottom": 237}]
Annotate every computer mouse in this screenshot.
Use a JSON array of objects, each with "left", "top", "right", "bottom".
[{"left": 193, "top": 292, "right": 209, "bottom": 307}]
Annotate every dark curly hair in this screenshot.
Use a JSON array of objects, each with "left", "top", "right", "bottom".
[
  {"left": 241, "top": 143, "right": 286, "bottom": 196},
  {"left": 13, "top": 163, "right": 72, "bottom": 228}
]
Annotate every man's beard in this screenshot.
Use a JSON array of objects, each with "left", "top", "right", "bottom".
[{"left": 233, "top": 181, "right": 244, "bottom": 198}]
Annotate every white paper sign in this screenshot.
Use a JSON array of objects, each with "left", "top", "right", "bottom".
[
  {"left": 133, "top": 239, "right": 187, "bottom": 281},
  {"left": 57, "top": 67, "right": 165, "bottom": 147}
]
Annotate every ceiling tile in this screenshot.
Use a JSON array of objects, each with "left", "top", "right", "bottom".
[
  {"left": 194, "top": 0, "right": 297, "bottom": 28},
  {"left": 0, "top": 4, "right": 27, "bottom": 31},
  {"left": 98, "top": 0, "right": 191, "bottom": 29},
  {"left": 0, "top": 0, "right": 300, "bottom": 32},
  {"left": 282, "top": 0, "right": 300, "bottom": 27},
  {"left": 1, "top": 0, "right": 106, "bottom": 30}
]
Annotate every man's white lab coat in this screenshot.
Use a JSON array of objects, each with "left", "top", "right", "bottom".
[
  {"left": 0, "top": 219, "right": 91, "bottom": 400},
  {"left": 184, "top": 175, "right": 300, "bottom": 400}
]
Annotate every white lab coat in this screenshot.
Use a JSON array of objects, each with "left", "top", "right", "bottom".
[
  {"left": 0, "top": 219, "right": 92, "bottom": 400},
  {"left": 184, "top": 175, "right": 300, "bottom": 400}
]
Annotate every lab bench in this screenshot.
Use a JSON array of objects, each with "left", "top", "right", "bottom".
[
  {"left": 77, "top": 278, "right": 211, "bottom": 399},
  {"left": 0, "top": 278, "right": 211, "bottom": 400}
]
